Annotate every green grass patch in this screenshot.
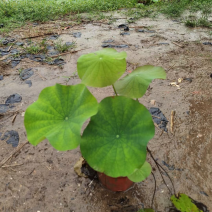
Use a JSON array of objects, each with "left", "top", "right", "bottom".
[
  {"left": 0, "top": 0, "right": 212, "bottom": 33},
  {"left": 160, "top": 0, "right": 212, "bottom": 17},
  {"left": 54, "top": 39, "right": 76, "bottom": 53},
  {"left": 23, "top": 39, "right": 48, "bottom": 54},
  {"left": 0, "top": 0, "right": 137, "bottom": 33}
]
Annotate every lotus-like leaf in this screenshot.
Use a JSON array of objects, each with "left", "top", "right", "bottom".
[
  {"left": 114, "top": 65, "right": 166, "bottom": 98},
  {"left": 137, "top": 209, "right": 155, "bottom": 212},
  {"left": 24, "top": 84, "right": 98, "bottom": 151},
  {"left": 171, "top": 194, "right": 203, "bottom": 212},
  {"left": 128, "top": 161, "right": 152, "bottom": 182},
  {"left": 80, "top": 96, "right": 155, "bottom": 178},
  {"left": 77, "top": 48, "right": 127, "bottom": 87}
]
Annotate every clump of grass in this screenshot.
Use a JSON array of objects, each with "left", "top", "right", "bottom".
[
  {"left": 185, "top": 16, "right": 211, "bottom": 28},
  {"left": 0, "top": 0, "right": 137, "bottom": 33},
  {"left": 185, "top": 19, "right": 196, "bottom": 28},
  {"left": 23, "top": 39, "right": 48, "bottom": 54},
  {"left": 160, "top": 1, "right": 187, "bottom": 17},
  {"left": 123, "top": 7, "right": 156, "bottom": 24},
  {"left": 197, "top": 17, "right": 211, "bottom": 28},
  {"left": 160, "top": 0, "right": 212, "bottom": 18},
  {"left": 54, "top": 40, "right": 76, "bottom": 53},
  {"left": 24, "top": 45, "right": 42, "bottom": 54}
]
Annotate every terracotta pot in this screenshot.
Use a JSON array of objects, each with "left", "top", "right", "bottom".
[{"left": 98, "top": 172, "right": 134, "bottom": 192}]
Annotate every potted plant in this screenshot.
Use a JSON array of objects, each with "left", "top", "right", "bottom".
[{"left": 24, "top": 48, "right": 166, "bottom": 192}]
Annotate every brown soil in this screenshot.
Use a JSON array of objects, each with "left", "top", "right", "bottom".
[{"left": 0, "top": 13, "right": 212, "bottom": 212}]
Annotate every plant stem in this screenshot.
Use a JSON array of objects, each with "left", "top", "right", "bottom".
[
  {"left": 112, "top": 84, "right": 118, "bottom": 96},
  {"left": 151, "top": 171, "right": 156, "bottom": 208},
  {"left": 136, "top": 98, "right": 139, "bottom": 102},
  {"left": 147, "top": 147, "right": 174, "bottom": 195}
]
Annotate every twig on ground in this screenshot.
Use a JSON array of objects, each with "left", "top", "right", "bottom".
[
  {"left": 0, "top": 141, "right": 29, "bottom": 168},
  {"left": 50, "top": 48, "right": 88, "bottom": 58},
  {"left": 167, "top": 62, "right": 177, "bottom": 72},
  {"left": 28, "top": 168, "right": 35, "bottom": 175},
  {"left": 130, "top": 26, "right": 147, "bottom": 28},
  {"left": 147, "top": 148, "right": 172, "bottom": 195},
  {"left": 85, "top": 179, "right": 94, "bottom": 192},
  {"left": 159, "top": 130, "right": 164, "bottom": 137},
  {"left": 170, "top": 110, "right": 175, "bottom": 134},
  {"left": 88, "top": 179, "right": 94, "bottom": 187},
  {"left": 37, "top": 72, "right": 46, "bottom": 81},
  {"left": 152, "top": 115, "right": 161, "bottom": 119},
  {"left": 0, "top": 55, "right": 8, "bottom": 61},
  {"left": 22, "top": 33, "right": 59, "bottom": 39},
  {"left": 2, "top": 163, "right": 24, "bottom": 168},
  {"left": 172, "top": 42, "right": 184, "bottom": 48},
  {"left": 151, "top": 172, "right": 157, "bottom": 208},
  {"left": 154, "top": 123, "right": 160, "bottom": 130},
  {"left": 147, "top": 147, "right": 176, "bottom": 196},
  {"left": 12, "top": 113, "right": 18, "bottom": 124},
  {"left": 8, "top": 45, "right": 13, "bottom": 52},
  {"left": 112, "top": 17, "right": 127, "bottom": 19}
]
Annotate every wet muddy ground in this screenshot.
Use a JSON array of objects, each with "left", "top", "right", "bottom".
[{"left": 0, "top": 12, "right": 212, "bottom": 212}]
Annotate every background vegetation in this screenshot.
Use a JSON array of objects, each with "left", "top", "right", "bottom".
[{"left": 0, "top": 0, "right": 212, "bottom": 33}]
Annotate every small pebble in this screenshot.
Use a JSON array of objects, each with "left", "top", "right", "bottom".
[{"left": 150, "top": 100, "right": 156, "bottom": 105}]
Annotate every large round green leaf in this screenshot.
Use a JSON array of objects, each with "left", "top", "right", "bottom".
[
  {"left": 138, "top": 209, "right": 155, "bottom": 212},
  {"left": 128, "top": 161, "right": 152, "bottom": 182},
  {"left": 77, "top": 48, "right": 127, "bottom": 87},
  {"left": 24, "top": 84, "right": 98, "bottom": 151},
  {"left": 114, "top": 65, "right": 166, "bottom": 99},
  {"left": 171, "top": 194, "right": 203, "bottom": 212},
  {"left": 80, "top": 96, "right": 155, "bottom": 178}
]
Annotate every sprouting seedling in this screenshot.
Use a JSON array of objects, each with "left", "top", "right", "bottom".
[
  {"left": 18, "top": 68, "right": 23, "bottom": 74},
  {"left": 62, "top": 71, "right": 78, "bottom": 83}
]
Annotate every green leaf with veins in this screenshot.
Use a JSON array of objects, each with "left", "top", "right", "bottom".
[
  {"left": 114, "top": 65, "right": 166, "bottom": 99},
  {"left": 77, "top": 48, "right": 127, "bottom": 87},
  {"left": 128, "top": 161, "right": 152, "bottom": 182},
  {"left": 171, "top": 194, "right": 203, "bottom": 212},
  {"left": 24, "top": 84, "right": 98, "bottom": 151},
  {"left": 80, "top": 96, "right": 155, "bottom": 178}
]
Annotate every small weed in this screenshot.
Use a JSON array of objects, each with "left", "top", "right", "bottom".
[
  {"left": 161, "top": 2, "right": 185, "bottom": 17},
  {"left": 18, "top": 68, "right": 23, "bottom": 74},
  {"left": 44, "top": 57, "right": 54, "bottom": 63},
  {"left": 23, "top": 39, "right": 48, "bottom": 55},
  {"left": 197, "top": 17, "right": 211, "bottom": 28},
  {"left": 185, "top": 19, "right": 196, "bottom": 28},
  {"left": 62, "top": 71, "right": 78, "bottom": 84},
  {"left": 40, "top": 39, "right": 48, "bottom": 51},
  {"left": 54, "top": 40, "right": 75, "bottom": 53},
  {"left": 208, "top": 31, "right": 212, "bottom": 36},
  {"left": 13, "top": 53, "right": 21, "bottom": 58},
  {"left": 70, "top": 13, "right": 83, "bottom": 24},
  {"left": 24, "top": 45, "right": 42, "bottom": 54},
  {"left": 185, "top": 16, "right": 211, "bottom": 28},
  {"left": 96, "top": 12, "right": 106, "bottom": 20},
  {"left": 124, "top": 8, "right": 156, "bottom": 23}
]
